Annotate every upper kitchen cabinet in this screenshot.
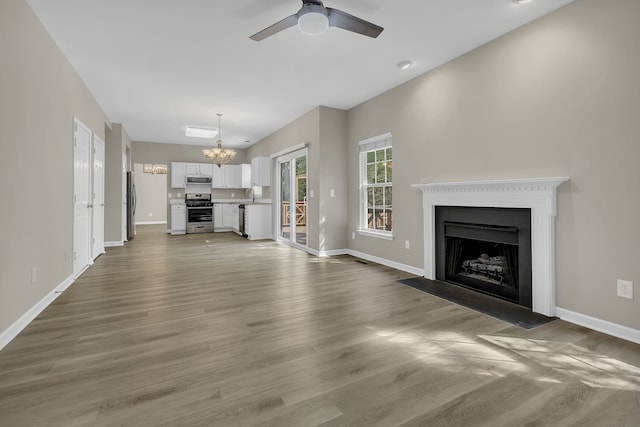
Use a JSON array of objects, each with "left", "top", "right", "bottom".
[
  {"left": 170, "top": 162, "right": 186, "bottom": 188},
  {"left": 212, "top": 164, "right": 251, "bottom": 188},
  {"left": 172, "top": 162, "right": 214, "bottom": 188},
  {"left": 212, "top": 164, "right": 224, "bottom": 188},
  {"left": 185, "top": 162, "right": 213, "bottom": 177},
  {"left": 251, "top": 157, "right": 271, "bottom": 186}
]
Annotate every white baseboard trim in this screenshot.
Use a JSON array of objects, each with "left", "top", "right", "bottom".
[
  {"left": 0, "top": 275, "right": 75, "bottom": 351},
  {"left": 104, "top": 241, "right": 124, "bottom": 247},
  {"left": 135, "top": 221, "right": 167, "bottom": 225},
  {"left": 307, "top": 248, "right": 349, "bottom": 257},
  {"left": 555, "top": 307, "right": 640, "bottom": 345},
  {"left": 346, "top": 249, "right": 424, "bottom": 277}
]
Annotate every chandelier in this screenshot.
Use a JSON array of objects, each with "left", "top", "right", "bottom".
[
  {"left": 142, "top": 164, "right": 168, "bottom": 174},
  {"left": 202, "top": 113, "right": 236, "bottom": 167}
]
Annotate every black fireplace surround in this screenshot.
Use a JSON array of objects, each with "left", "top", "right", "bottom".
[{"left": 435, "top": 206, "right": 532, "bottom": 308}]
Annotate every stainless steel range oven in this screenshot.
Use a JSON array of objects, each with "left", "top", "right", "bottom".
[{"left": 186, "top": 194, "right": 214, "bottom": 233}]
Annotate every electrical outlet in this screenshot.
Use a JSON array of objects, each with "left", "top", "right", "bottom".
[
  {"left": 405, "top": 240, "right": 410, "bottom": 250},
  {"left": 352, "top": 231, "right": 356, "bottom": 240},
  {"left": 231, "top": 193, "right": 235, "bottom": 197},
  {"left": 149, "top": 212, "right": 153, "bottom": 217},
  {"left": 330, "top": 189, "right": 335, "bottom": 197},
  {"left": 31, "top": 267, "right": 37, "bottom": 284},
  {"left": 167, "top": 193, "right": 172, "bottom": 198},
  {"left": 617, "top": 279, "right": 634, "bottom": 299}
]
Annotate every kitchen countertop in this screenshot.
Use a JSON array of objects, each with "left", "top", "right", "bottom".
[{"left": 211, "top": 199, "right": 272, "bottom": 204}]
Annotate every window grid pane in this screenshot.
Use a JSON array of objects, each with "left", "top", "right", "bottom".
[{"left": 362, "top": 146, "right": 392, "bottom": 232}]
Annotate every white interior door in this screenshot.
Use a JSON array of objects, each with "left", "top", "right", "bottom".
[
  {"left": 73, "top": 117, "right": 91, "bottom": 277},
  {"left": 92, "top": 135, "right": 105, "bottom": 259}
]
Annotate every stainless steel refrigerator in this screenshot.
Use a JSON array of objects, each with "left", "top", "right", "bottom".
[{"left": 126, "top": 171, "right": 136, "bottom": 240}]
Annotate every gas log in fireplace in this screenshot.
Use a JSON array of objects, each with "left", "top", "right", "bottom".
[{"left": 435, "top": 206, "right": 532, "bottom": 308}]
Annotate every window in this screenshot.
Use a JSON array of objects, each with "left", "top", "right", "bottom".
[{"left": 359, "top": 133, "right": 392, "bottom": 238}]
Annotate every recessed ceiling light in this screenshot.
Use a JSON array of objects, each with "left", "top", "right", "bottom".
[
  {"left": 513, "top": 0, "right": 533, "bottom": 4},
  {"left": 185, "top": 126, "right": 218, "bottom": 139},
  {"left": 396, "top": 60, "right": 413, "bottom": 70}
]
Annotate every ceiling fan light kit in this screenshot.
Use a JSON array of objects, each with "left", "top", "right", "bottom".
[
  {"left": 250, "top": 0, "right": 383, "bottom": 41},
  {"left": 298, "top": 11, "right": 329, "bottom": 35},
  {"left": 513, "top": 0, "right": 533, "bottom": 4}
]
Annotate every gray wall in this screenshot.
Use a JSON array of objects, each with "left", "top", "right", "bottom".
[
  {"left": 346, "top": 0, "right": 640, "bottom": 330},
  {"left": 132, "top": 140, "right": 249, "bottom": 229},
  {"left": 0, "top": 0, "right": 110, "bottom": 333},
  {"left": 104, "top": 123, "right": 132, "bottom": 243},
  {"left": 318, "top": 107, "right": 348, "bottom": 252},
  {"left": 248, "top": 108, "right": 321, "bottom": 250},
  {"left": 134, "top": 164, "right": 167, "bottom": 223},
  {"left": 247, "top": 106, "right": 349, "bottom": 253}
]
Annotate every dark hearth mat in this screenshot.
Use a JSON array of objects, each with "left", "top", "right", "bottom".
[{"left": 398, "top": 277, "right": 556, "bottom": 330}]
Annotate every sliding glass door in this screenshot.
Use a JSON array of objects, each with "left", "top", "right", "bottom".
[{"left": 278, "top": 149, "right": 307, "bottom": 248}]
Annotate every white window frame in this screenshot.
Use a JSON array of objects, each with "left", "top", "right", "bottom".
[{"left": 358, "top": 132, "right": 393, "bottom": 240}]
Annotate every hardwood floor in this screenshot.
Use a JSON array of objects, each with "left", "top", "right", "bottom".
[{"left": 1, "top": 224, "right": 639, "bottom": 426}]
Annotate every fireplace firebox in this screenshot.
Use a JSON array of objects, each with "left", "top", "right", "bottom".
[{"left": 435, "top": 206, "right": 532, "bottom": 307}]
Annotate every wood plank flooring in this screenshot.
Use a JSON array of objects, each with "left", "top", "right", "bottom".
[{"left": 1, "top": 224, "right": 639, "bottom": 426}]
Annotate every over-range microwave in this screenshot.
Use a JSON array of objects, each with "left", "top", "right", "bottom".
[{"left": 185, "top": 175, "right": 212, "bottom": 184}]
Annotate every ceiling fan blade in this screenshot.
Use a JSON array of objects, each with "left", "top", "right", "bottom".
[
  {"left": 250, "top": 14, "right": 299, "bottom": 41},
  {"left": 326, "top": 8, "right": 383, "bottom": 38}
]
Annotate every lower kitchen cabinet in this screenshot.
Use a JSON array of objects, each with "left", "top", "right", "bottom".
[
  {"left": 214, "top": 203, "right": 237, "bottom": 231},
  {"left": 231, "top": 204, "right": 240, "bottom": 234},
  {"left": 170, "top": 204, "right": 186, "bottom": 235},
  {"left": 245, "top": 204, "right": 272, "bottom": 240}
]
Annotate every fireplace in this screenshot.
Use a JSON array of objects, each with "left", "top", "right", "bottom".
[
  {"left": 435, "top": 206, "right": 532, "bottom": 307},
  {"left": 413, "top": 177, "right": 568, "bottom": 316}
]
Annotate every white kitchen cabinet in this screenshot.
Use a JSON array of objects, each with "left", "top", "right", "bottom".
[
  {"left": 251, "top": 157, "right": 271, "bottom": 186},
  {"left": 211, "top": 165, "right": 224, "bottom": 188},
  {"left": 224, "top": 165, "right": 240, "bottom": 188},
  {"left": 222, "top": 204, "right": 234, "bottom": 228},
  {"left": 213, "top": 204, "right": 223, "bottom": 230},
  {"left": 240, "top": 164, "right": 251, "bottom": 188},
  {"left": 231, "top": 204, "right": 240, "bottom": 234},
  {"left": 245, "top": 204, "right": 272, "bottom": 240},
  {"left": 170, "top": 204, "right": 186, "bottom": 234},
  {"left": 185, "top": 162, "right": 213, "bottom": 176},
  {"left": 212, "top": 164, "right": 251, "bottom": 188},
  {"left": 185, "top": 162, "right": 199, "bottom": 176},
  {"left": 170, "top": 162, "right": 186, "bottom": 188},
  {"left": 213, "top": 203, "right": 236, "bottom": 231}
]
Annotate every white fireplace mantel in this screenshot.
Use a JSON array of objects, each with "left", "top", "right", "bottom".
[{"left": 412, "top": 177, "right": 569, "bottom": 316}]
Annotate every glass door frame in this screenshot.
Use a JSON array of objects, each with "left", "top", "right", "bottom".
[{"left": 275, "top": 147, "right": 308, "bottom": 250}]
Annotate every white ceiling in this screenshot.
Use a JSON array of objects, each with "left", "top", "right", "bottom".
[{"left": 26, "top": 0, "right": 574, "bottom": 148}]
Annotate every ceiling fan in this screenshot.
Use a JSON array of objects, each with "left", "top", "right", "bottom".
[{"left": 250, "top": 0, "right": 384, "bottom": 41}]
